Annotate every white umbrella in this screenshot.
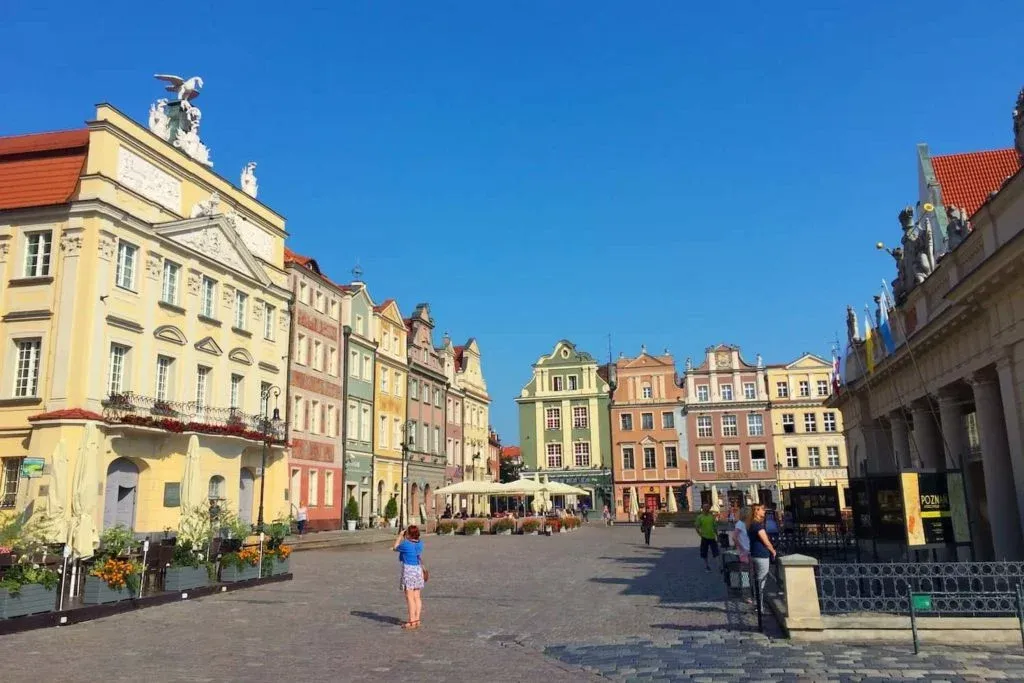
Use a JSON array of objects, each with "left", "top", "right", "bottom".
[
  {"left": 180, "top": 435, "right": 203, "bottom": 510},
  {"left": 541, "top": 481, "right": 587, "bottom": 496},
  {"left": 69, "top": 424, "right": 100, "bottom": 558},
  {"left": 45, "top": 440, "right": 69, "bottom": 542},
  {"left": 435, "top": 480, "right": 502, "bottom": 496},
  {"left": 419, "top": 502, "right": 426, "bottom": 525},
  {"left": 667, "top": 486, "right": 678, "bottom": 513},
  {"left": 499, "top": 478, "right": 545, "bottom": 494},
  {"left": 629, "top": 486, "right": 640, "bottom": 520},
  {"left": 710, "top": 484, "right": 720, "bottom": 512}
]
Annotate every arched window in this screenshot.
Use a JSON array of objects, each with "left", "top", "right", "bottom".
[{"left": 208, "top": 475, "right": 226, "bottom": 500}]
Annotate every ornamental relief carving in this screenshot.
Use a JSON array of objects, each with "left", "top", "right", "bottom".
[
  {"left": 0, "top": 238, "right": 12, "bottom": 263},
  {"left": 221, "top": 284, "right": 235, "bottom": 308},
  {"left": 279, "top": 312, "right": 289, "bottom": 331},
  {"left": 172, "top": 227, "right": 248, "bottom": 275},
  {"left": 252, "top": 301, "right": 264, "bottom": 320},
  {"left": 98, "top": 234, "right": 117, "bottom": 261},
  {"left": 187, "top": 271, "right": 201, "bottom": 296},
  {"left": 59, "top": 231, "right": 83, "bottom": 257},
  {"left": 116, "top": 147, "right": 182, "bottom": 213},
  {"left": 145, "top": 252, "right": 162, "bottom": 279}
]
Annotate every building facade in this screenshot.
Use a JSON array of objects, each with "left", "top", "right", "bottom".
[
  {"left": 439, "top": 335, "right": 465, "bottom": 503},
  {"left": 339, "top": 275, "right": 375, "bottom": 522},
  {"left": 284, "top": 249, "right": 343, "bottom": 529},
  {"left": 0, "top": 97, "right": 291, "bottom": 536},
  {"left": 681, "top": 344, "right": 776, "bottom": 510},
  {"left": 608, "top": 349, "right": 686, "bottom": 520},
  {"left": 371, "top": 299, "right": 407, "bottom": 521},
  {"left": 765, "top": 354, "right": 848, "bottom": 507},
  {"left": 405, "top": 303, "right": 447, "bottom": 522},
  {"left": 454, "top": 339, "right": 490, "bottom": 515},
  {"left": 488, "top": 429, "right": 501, "bottom": 482},
  {"left": 516, "top": 340, "right": 612, "bottom": 512}
]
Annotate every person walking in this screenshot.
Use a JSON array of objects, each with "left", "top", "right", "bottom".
[
  {"left": 748, "top": 504, "right": 778, "bottom": 611},
  {"left": 296, "top": 501, "right": 308, "bottom": 536},
  {"left": 695, "top": 502, "right": 720, "bottom": 572},
  {"left": 393, "top": 525, "right": 426, "bottom": 630},
  {"left": 640, "top": 506, "right": 655, "bottom": 546}
]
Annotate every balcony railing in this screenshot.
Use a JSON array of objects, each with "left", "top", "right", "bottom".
[{"left": 102, "top": 392, "right": 286, "bottom": 442}]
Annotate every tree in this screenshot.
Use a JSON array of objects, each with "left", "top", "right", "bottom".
[{"left": 499, "top": 457, "right": 521, "bottom": 484}]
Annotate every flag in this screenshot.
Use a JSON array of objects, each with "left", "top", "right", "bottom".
[
  {"left": 878, "top": 284, "right": 896, "bottom": 354},
  {"left": 864, "top": 310, "right": 875, "bottom": 374}
]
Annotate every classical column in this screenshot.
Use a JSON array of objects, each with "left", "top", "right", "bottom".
[
  {"left": 910, "top": 399, "right": 942, "bottom": 469},
  {"left": 937, "top": 389, "right": 967, "bottom": 469},
  {"left": 969, "top": 370, "right": 1024, "bottom": 560},
  {"left": 996, "top": 355, "right": 1024, "bottom": 544},
  {"left": 889, "top": 411, "right": 912, "bottom": 469}
]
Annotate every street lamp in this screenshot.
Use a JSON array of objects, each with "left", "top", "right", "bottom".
[
  {"left": 399, "top": 419, "right": 414, "bottom": 529},
  {"left": 257, "top": 385, "right": 282, "bottom": 531},
  {"left": 471, "top": 452, "right": 481, "bottom": 515}
]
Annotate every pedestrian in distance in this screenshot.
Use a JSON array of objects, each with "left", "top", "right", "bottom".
[
  {"left": 640, "top": 506, "right": 655, "bottom": 546},
  {"left": 695, "top": 502, "right": 720, "bottom": 572},
  {"left": 296, "top": 501, "right": 308, "bottom": 536},
  {"left": 393, "top": 525, "right": 427, "bottom": 630},
  {"left": 748, "top": 504, "right": 778, "bottom": 612}
]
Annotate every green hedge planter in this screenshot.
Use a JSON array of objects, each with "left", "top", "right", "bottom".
[
  {"left": 0, "top": 584, "right": 56, "bottom": 619},
  {"left": 165, "top": 566, "right": 210, "bottom": 592},
  {"left": 83, "top": 576, "right": 131, "bottom": 604},
  {"left": 220, "top": 564, "right": 260, "bottom": 582}
]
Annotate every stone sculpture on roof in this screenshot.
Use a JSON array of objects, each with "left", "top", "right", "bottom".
[
  {"left": 888, "top": 204, "right": 935, "bottom": 303},
  {"left": 945, "top": 205, "right": 970, "bottom": 252},
  {"left": 1014, "top": 86, "right": 1024, "bottom": 164},
  {"left": 148, "top": 74, "right": 212, "bottom": 167},
  {"left": 240, "top": 162, "right": 258, "bottom": 198}
]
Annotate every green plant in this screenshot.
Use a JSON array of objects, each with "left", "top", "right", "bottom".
[
  {"left": 344, "top": 497, "right": 359, "bottom": 522},
  {"left": 522, "top": 519, "right": 542, "bottom": 533},
  {"left": 437, "top": 519, "right": 457, "bottom": 534},
  {"left": 384, "top": 497, "right": 398, "bottom": 520},
  {"left": 98, "top": 525, "right": 138, "bottom": 558},
  {"left": 463, "top": 519, "right": 485, "bottom": 534},
  {"left": 218, "top": 509, "right": 254, "bottom": 542},
  {"left": 263, "top": 519, "right": 290, "bottom": 550},
  {"left": 221, "top": 546, "right": 261, "bottom": 571},
  {"left": 492, "top": 518, "right": 515, "bottom": 533},
  {"left": 0, "top": 559, "right": 59, "bottom": 595}
]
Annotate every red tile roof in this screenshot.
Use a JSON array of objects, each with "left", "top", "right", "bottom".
[
  {"left": 0, "top": 129, "right": 89, "bottom": 210},
  {"left": 283, "top": 247, "right": 313, "bottom": 267},
  {"left": 932, "top": 148, "right": 1021, "bottom": 219},
  {"left": 373, "top": 298, "right": 396, "bottom": 313},
  {"left": 29, "top": 408, "right": 103, "bottom": 422},
  {"left": 453, "top": 345, "right": 465, "bottom": 369},
  {"left": 501, "top": 446, "right": 521, "bottom": 459}
]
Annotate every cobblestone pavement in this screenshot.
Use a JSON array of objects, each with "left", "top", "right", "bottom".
[{"left": 1, "top": 525, "right": 1023, "bottom": 681}]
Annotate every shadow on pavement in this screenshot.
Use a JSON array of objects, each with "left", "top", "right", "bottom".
[{"left": 350, "top": 610, "right": 403, "bottom": 625}]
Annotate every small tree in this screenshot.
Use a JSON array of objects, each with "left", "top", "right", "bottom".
[
  {"left": 384, "top": 496, "right": 399, "bottom": 520},
  {"left": 345, "top": 497, "right": 360, "bottom": 523},
  {"left": 499, "top": 457, "right": 521, "bottom": 484}
]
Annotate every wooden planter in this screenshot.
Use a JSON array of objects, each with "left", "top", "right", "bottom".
[
  {"left": 0, "top": 584, "right": 56, "bottom": 619},
  {"left": 165, "top": 566, "right": 210, "bottom": 592},
  {"left": 465, "top": 529, "right": 481, "bottom": 536},
  {"left": 269, "top": 558, "right": 290, "bottom": 576},
  {"left": 220, "top": 564, "right": 260, "bottom": 582},
  {"left": 83, "top": 576, "right": 132, "bottom": 604},
  {"left": 495, "top": 529, "right": 513, "bottom": 536}
]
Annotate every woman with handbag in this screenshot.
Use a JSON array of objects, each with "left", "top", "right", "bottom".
[{"left": 393, "top": 525, "right": 427, "bottom": 630}]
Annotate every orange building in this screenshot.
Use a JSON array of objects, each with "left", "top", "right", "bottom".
[{"left": 608, "top": 348, "right": 687, "bottom": 521}]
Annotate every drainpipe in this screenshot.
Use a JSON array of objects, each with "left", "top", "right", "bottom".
[{"left": 340, "top": 324, "right": 352, "bottom": 528}]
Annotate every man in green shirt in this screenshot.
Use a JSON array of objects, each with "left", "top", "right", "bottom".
[{"left": 695, "top": 502, "right": 720, "bottom": 572}]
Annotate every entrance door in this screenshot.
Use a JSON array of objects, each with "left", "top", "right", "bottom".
[
  {"left": 239, "top": 468, "right": 255, "bottom": 524},
  {"left": 644, "top": 494, "right": 660, "bottom": 511},
  {"left": 103, "top": 458, "right": 139, "bottom": 530}
]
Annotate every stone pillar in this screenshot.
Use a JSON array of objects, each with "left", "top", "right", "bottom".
[
  {"left": 777, "top": 554, "right": 823, "bottom": 631},
  {"left": 937, "top": 389, "right": 968, "bottom": 469},
  {"left": 889, "top": 411, "right": 913, "bottom": 469},
  {"left": 969, "top": 370, "right": 1024, "bottom": 560},
  {"left": 910, "top": 399, "right": 942, "bottom": 469},
  {"left": 996, "top": 355, "right": 1024, "bottom": 546}
]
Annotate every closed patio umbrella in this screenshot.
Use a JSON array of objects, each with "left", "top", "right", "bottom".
[
  {"left": 69, "top": 424, "right": 100, "bottom": 558},
  {"left": 180, "top": 435, "right": 203, "bottom": 510},
  {"left": 667, "top": 486, "right": 678, "bottom": 513},
  {"left": 45, "top": 440, "right": 69, "bottom": 543},
  {"left": 710, "top": 484, "right": 720, "bottom": 512},
  {"left": 629, "top": 486, "right": 640, "bottom": 520}
]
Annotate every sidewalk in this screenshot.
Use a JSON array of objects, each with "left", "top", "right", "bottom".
[{"left": 286, "top": 528, "right": 397, "bottom": 552}]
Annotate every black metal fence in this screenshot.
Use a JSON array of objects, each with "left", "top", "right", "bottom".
[{"left": 773, "top": 528, "right": 858, "bottom": 563}]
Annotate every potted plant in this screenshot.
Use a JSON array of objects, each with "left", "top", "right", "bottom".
[
  {"left": 463, "top": 519, "right": 485, "bottom": 536},
  {"left": 84, "top": 525, "right": 142, "bottom": 604},
  {"left": 492, "top": 518, "right": 515, "bottom": 536},
  {"left": 545, "top": 518, "right": 561, "bottom": 534},
  {"left": 0, "top": 517, "right": 59, "bottom": 619},
  {"left": 522, "top": 519, "right": 541, "bottom": 536},
  {"left": 220, "top": 546, "right": 261, "bottom": 582},
  {"left": 151, "top": 399, "right": 179, "bottom": 418},
  {"left": 345, "top": 497, "right": 359, "bottom": 531},
  {"left": 437, "top": 520, "right": 457, "bottom": 536},
  {"left": 165, "top": 506, "right": 214, "bottom": 592},
  {"left": 384, "top": 497, "right": 399, "bottom": 528},
  {"left": 261, "top": 520, "right": 291, "bottom": 576}
]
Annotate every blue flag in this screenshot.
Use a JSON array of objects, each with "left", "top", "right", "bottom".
[{"left": 878, "top": 285, "right": 897, "bottom": 354}]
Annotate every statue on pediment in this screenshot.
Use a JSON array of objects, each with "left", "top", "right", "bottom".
[
  {"left": 846, "top": 305, "right": 858, "bottom": 342},
  {"left": 190, "top": 192, "right": 221, "bottom": 218},
  {"left": 946, "top": 205, "right": 970, "bottom": 252},
  {"left": 149, "top": 74, "right": 212, "bottom": 167},
  {"left": 241, "top": 162, "right": 258, "bottom": 198},
  {"left": 148, "top": 99, "right": 171, "bottom": 139}
]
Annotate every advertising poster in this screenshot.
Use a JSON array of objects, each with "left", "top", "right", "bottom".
[
  {"left": 946, "top": 472, "right": 970, "bottom": 544},
  {"left": 20, "top": 457, "right": 45, "bottom": 478},
  {"left": 901, "top": 472, "right": 926, "bottom": 546},
  {"left": 849, "top": 478, "right": 873, "bottom": 539},
  {"left": 901, "top": 470, "right": 968, "bottom": 548},
  {"left": 872, "top": 475, "right": 906, "bottom": 541}
]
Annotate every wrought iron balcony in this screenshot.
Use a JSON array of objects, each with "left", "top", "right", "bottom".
[{"left": 101, "top": 392, "right": 286, "bottom": 442}]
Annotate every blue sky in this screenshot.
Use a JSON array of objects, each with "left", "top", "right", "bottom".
[{"left": 4, "top": 2, "right": 1022, "bottom": 440}]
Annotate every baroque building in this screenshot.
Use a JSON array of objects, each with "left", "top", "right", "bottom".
[
  {"left": 404, "top": 303, "right": 447, "bottom": 522},
  {"left": 371, "top": 299, "right": 408, "bottom": 522},
  {"left": 438, "top": 335, "right": 465, "bottom": 506},
  {"left": 453, "top": 339, "right": 490, "bottom": 515},
  {"left": 339, "top": 271, "right": 376, "bottom": 522},
  {"left": 0, "top": 91, "right": 291, "bottom": 535},
  {"left": 516, "top": 340, "right": 612, "bottom": 512}
]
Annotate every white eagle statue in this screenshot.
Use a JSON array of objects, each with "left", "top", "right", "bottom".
[{"left": 154, "top": 74, "right": 204, "bottom": 109}]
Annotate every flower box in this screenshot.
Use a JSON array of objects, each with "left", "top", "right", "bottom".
[
  {"left": 83, "top": 576, "right": 132, "bottom": 604},
  {"left": 497, "top": 530, "right": 512, "bottom": 536},
  {"left": 270, "top": 558, "right": 290, "bottom": 576},
  {"left": 220, "top": 564, "right": 260, "bottom": 582},
  {"left": 165, "top": 566, "right": 210, "bottom": 592},
  {"left": 0, "top": 584, "right": 56, "bottom": 619}
]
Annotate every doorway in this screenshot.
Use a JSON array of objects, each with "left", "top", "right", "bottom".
[
  {"left": 644, "top": 493, "right": 661, "bottom": 511},
  {"left": 103, "top": 458, "right": 139, "bottom": 530},
  {"left": 239, "top": 468, "right": 255, "bottom": 524}
]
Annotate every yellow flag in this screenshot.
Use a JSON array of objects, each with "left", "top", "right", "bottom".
[{"left": 865, "top": 318, "right": 875, "bottom": 375}]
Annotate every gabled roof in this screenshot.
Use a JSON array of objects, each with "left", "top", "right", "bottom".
[
  {"left": 373, "top": 298, "right": 395, "bottom": 313},
  {"left": 284, "top": 247, "right": 318, "bottom": 271},
  {"left": 932, "top": 148, "right": 1021, "bottom": 218},
  {"left": 0, "top": 129, "right": 89, "bottom": 210}
]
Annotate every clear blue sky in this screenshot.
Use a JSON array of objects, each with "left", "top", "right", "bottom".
[{"left": 4, "top": 2, "right": 1022, "bottom": 440}]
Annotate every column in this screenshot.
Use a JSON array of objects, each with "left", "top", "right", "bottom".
[
  {"left": 996, "top": 355, "right": 1024, "bottom": 546},
  {"left": 889, "top": 411, "right": 912, "bottom": 469},
  {"left": 910, "top": 399, "right": 942, "bottom": 469},
  {"left": 969, "top": 370, "right": 1024, "bottom": 560},
  {"left": 937, "top": 388, "right": 967, "bottom": 469}
]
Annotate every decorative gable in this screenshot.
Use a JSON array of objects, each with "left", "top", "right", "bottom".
[
  {"left": 195, "top": 336, "right": 223, "bottom": 356},
  {"left": 229, "top": 347, "right": 254, "bottom": 366},
  {"left": 154, "top": 217, "right": 271, "bottom": 286},
  {"left": 154, "top": 325, "right": 187, "bottom": 345}
]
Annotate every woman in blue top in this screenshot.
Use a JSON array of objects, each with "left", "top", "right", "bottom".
[
  {"left": 747, "top": 505, "right": 778, "bottom": 611},
  {"left": 393, "top": 525, "right": 425, "bottom": 629}
]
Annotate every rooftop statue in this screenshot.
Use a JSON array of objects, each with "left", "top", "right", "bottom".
[
  {"left": 149, "top": 74, "right": 212, "bottom": 166},
  {"left": 846, "top": 305, "right": 858, "bottom": 342},
  {"left": 1014, "top": 86, "right": 1024, "bottom": 164},
  {"left": 946, "top": 205, "right": 970, "bottom": 252},
  {"left": 154, "top": 74, "right": 204, "bottom": 109},
  {"left": 241, "top": 162, "right": 258, "bottom": 198}
]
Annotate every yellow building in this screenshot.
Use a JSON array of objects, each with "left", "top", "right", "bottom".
[
  {"left": 454, "top": 339, "right": 490, "bottom": 515},
  {"left": 371, "top": 298, "right": 407, "bottom": 522},
  {"left": 0, "top": 89, "right": 291, "bottom": 538},
  {"left": 765, "top": 354, "right": 850, "bottom": 507}
]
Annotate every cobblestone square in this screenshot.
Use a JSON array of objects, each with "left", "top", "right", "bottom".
[{"left": 2, "top": 525, "right": 1023, "bottom": 681}]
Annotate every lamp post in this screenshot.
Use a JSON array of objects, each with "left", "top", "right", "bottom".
[
  {"left": 257, "top": 385, "right": 282, "bottom": 532},
  {"left": 399, "top": 419, "right": 414, "bottom": 529},
  {"left": 471, "top": 452, "right": 481, "bottom": 515}
]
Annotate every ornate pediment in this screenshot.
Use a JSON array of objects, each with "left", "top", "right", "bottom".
[
  {"left": 195, "top": 336, "right": 223, "bottom": 356},
  {"left": 229, "top": 347, "right": 254, "bottom": 366},
  {"left": 154, "top": 216, "right": 271, "bottom": 286},
  {"left": 154, "top": 325, "right": 187, "bottom": 345}
]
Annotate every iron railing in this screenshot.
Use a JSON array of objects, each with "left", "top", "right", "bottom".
[
  {"left": 773, "top": 529, "right": 858, "bottom": 562},
  {"left": 102, "top": 392, "right": 285, "bottom": 441}
]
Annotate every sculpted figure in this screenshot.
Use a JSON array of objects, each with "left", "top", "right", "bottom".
[
  {"left": 946, "top": 205, "right": 970, "bottom": 252},
  {"left": 846, "top": 305, "right": 857, "bottom": 341}
]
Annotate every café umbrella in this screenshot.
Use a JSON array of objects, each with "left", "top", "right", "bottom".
[
  {"left": 46, "top": 440, "right": 70, "bottom": 543},
  {"left": 179, "top": 435, "right": 203, "bottom": 510},
  {"left": 69, "top": 424, "right": 100, "bottom": 558}
]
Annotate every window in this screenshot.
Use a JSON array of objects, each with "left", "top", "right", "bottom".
[
  {"left": 314, "top": 291, "right": 323, "bottom": 313},
  {"left": 785, "top": 447, "right": 799, "bottom": 468},
  {"left": 782, "top": 413, "right": 795, "bottom": 434},
  {"left": 799, "top": 380, "right": 810, "bottom": 397},
  {"left": 296, "top": 334, "right": 307, "bottom": 364},
  {"left": 446, "top": 398, "right": 453, "bottom": 419},
  {"left": 808, "top": 447, "right": 821, "bottom": 467},
  {"left": 641, "top": 413, "right": 654, "bottom": 430},
  {"left": 696, "top": 385, "right": 709, "bottom": 402},
  {"left": 1, "top": 458, "right": 24, "bottom": 508},
  {"left": 720, "top": 384, "right": 733, "bottom": 401},
  {"left": 433, "top": 427, "right": 440, "bottom": 454},
  {"left": 699, "top": 449, "right": 716, "bottom": 473},
  {"left": 230, "top": 374, "right": 243, "bottom": 409},
  {"left": 328, "top": 346, "right": 338, "bottom": 375},
  {"left": 360, "top": 406, "right": 370, "bottom": 441},
  {"left": 293, "top": 395, "right": 304, "bottom": 431},
  {"left": 115, "top": 241, "right": 138, "bottom": 290},
  {"left": 208, "top": 475, "right": 225, "bottom": 501},
  {"left": 394, "top": 372, "right": 403, "bottom": 397},
  {"left": 156, "top": 356, "right": 173, "bottom": 400},
  {"left": 552, "top": 376, "right": 564, "bottom": 392},
  {"left": 14, "top": 339, "right": 41, "bottom": 397},
  {"left": 662, "top": 412, "right": 674, "bottom": 429},
  {"left": 568, "top": 375, "right": 578, "bottom": 391},
  {"left": 108, "top": 344, "right": 129, "bottom": 396},
  {"left": 349, "top": 351, "right": 359, "bottom": 377},
  {"left": 355, "top": 315, "right": 364, "bottom": 335},
  {"left": 572, "top": 406, "right": 589, "bottom": 429},
  {"left": 643, "top": 447, "right": 656, "bottom": 469},
  {"left": 827, "top": 446, "right": 841, "bottom": 467},
  {"left": 824, "top": 412, "right": 837, "bottom": 432},
  {"left": 234, "top": 291, "right": 248, "bottom": 329},
  {"left": 804, "top": 413, "right": 818, "bottom": 432},
  {"left": 434, "top": 388, "right": 442, "bottom": 407},
  {"left": 264, "top": 303, "right": 275, "bottom": 340},
  {"left": 313, "top": 340, "right": 323, "bottom": 371},
  {"left": 299, "top": 282, "right": 308, "bottom": 305},
  {"left": 393, "top": 418, "right": 402, "bottom": 450},
  {"left": 620, "top": 413, "right": 633, "bottom": 431},
  {"left": 379, "top": 416, "right": 388, "bottom": 448},
  {"left": 324, "top": 471, "right": 334, "bottom": 506},
  {"left": 743, "top": 382, "right": 756, "bottom": 400},
  {"left": 362, "top": 356, "right": 371, "bottom": 379},
  {"left": 622, "top": 447, "right": 635, "bottom": 469},
  {"left": 665, "top": 445, "right": 678, "bottom": 469},
  {"left": 747, "top": 413, "right": 764, "bottom": 436},
  {"left": 309, "top": 470, "right": 319, "bottom": 506},
  {"left": 697, "top": 416, "right": 713, "bottom": 438},
  {"left": 573, "top": 442, "right": 591, "bottom": 467},
  {"left": 156, "top": 261, "right": 182, "bottom": 309},
  {"left": 392, "top": 333, "right": 399, "bottom": 354},
  {"left": 410, "top": 380, "right": 419, "bottom": 400},
  {"left": 195, "top": 366, "right": 210, "bottom": 407},
  {"left": 721, "top": 415, "right": 737, "bottom": 437},
  {"left": 546, "top": 443, "right": 562, "bottom": 468},
  {"left": 724, "top": 448, "right": 740, "bottom": 472},
  {"left": 201, "top": 276, "right": 216, "bottom": 317},
  {"left": 545, "top": 407, "right": 561, "bottom": 430},
  {"left": 750, "top": 448, "right": 767, "bottom": 471},
  {"left": 23, "top": 231, "right": 52, "bottom": 277},
  {"left": 381, "top": 368, "right": 389, "bottom": 393},
  {"left": 408, "top": 421, "right": 418, "bottom": 446},
  {"left": 776, "top": 381, "right": 789, "bottom": 398},
  {"left": 642, "top": 384, "right": 652, "bottom": 399},
  {"left": 817, "top": 379, "right": 830, "bottom": 397},
  {"left": 347, "top": 402, "right": 358, "bottom": 438}
]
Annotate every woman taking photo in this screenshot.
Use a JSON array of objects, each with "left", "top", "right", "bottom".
[{"left": 393, "top": 525, "right": 426, "bottom": 630}]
